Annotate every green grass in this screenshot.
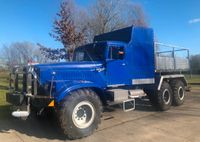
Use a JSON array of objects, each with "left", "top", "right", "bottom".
[
  {"left": 185, "top": 74, "right": 200, "bottom": 84},
  {"left": 0, "top": 71, "right": 9, "bottom": 106},
  {"left": 0, "top": 71, "right": 12, "bottom": 119}
]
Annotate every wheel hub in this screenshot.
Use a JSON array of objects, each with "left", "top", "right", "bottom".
[
  {"left": 72, "top": 101, "right": 95, "bottom": 129},
  {"left": 76, "top": 108, "right": 85, "bottom": 118},
  {"left": 178, "top": 87, "right": 184, "bottom": 100},
  {"left": 163, "top": 89, "right": 170, "bottom": 104}
]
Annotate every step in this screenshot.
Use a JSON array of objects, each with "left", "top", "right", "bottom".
[
  {"left": 123, "top": 99, "right": 135, "bottom": 112},
  {"left": 12, "top": 111, "right": 30, "bottom": 118},
  {"left": 129, "top": 89, "right": 146, "bottom": 99}
]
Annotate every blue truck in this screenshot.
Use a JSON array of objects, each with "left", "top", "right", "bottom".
[{"left": 6, "top": 26, "right": 190, "bottom": 139}]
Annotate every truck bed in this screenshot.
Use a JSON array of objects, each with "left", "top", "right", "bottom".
[{"left": 155, "top": 42, "right": 190, "bottom": 72}]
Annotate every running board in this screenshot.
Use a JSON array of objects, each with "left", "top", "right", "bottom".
[
  {"left": 129, "top": 89, "right": 146, "bottom": 99},
  {"left": 107, "top": 89, "right": 147, "bottom": 112}
]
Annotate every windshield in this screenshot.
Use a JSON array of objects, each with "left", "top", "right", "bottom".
[{"left": 73, "top": 43, "right": 106, "bottom": 61}]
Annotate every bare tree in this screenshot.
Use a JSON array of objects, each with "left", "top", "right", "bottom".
[
  {"left": 38, "top": 43, "right": 67, "bottom": 61},
  {"left": 49, "top": 0, "right": 148, "bottom": 61},
  {"left": 87, "top": 0, "right": 125, "bottom": 36},
  {"left": 127, "top": 4, "right": 148, "bottom": 27},
  {"left": 2, "top": 42, "right": 48, "bottom": 69},
  {"left": 87, "top": 0, "right": 148, "bottom": 38}
]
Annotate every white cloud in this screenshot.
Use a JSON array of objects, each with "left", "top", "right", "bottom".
[{"left": 188, "top": 18, "right": 200, "bottom": 24}]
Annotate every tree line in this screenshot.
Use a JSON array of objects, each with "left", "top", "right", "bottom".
[{"left": 190, "top": 54, "right": 200, "bottom": 74}]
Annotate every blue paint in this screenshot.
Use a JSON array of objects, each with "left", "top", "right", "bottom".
[
  {"left": 33, "top": 27, "right": 155, "bottom": 103},
  {"left": 53, "top": 80, "right": 104, "bottom": 102}
]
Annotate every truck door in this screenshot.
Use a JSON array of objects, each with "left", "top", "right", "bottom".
[{"left": 106, "top": 45, "right": 128, "bottom": 86}]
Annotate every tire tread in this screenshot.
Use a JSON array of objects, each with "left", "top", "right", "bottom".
[{"left": 58, "top": 88, "right": 102, "bottom": 140}]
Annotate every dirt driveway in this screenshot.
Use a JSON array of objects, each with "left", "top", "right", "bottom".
[{"left": 0, "top": 89, "right": 200, "bottom": 142}]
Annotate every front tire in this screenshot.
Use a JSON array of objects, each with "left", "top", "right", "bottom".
[{"left": 58, "top": 88, "right": 102, "bottom": 140}]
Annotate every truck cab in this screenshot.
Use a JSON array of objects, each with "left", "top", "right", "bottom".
[
  {"left": 6, "top": 26, "right": 189, "bottom": 139},
  {"left": 73, "top": 41, "right": 128, "bottom": 85}
]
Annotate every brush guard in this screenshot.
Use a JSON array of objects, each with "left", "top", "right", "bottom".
[{"left": 6, "top": 66, "right": 54, "bottom": 118}]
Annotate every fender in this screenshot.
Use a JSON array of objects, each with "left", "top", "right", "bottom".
[
  {"left": 157, "top": 74, "right": 187, "bottom": 90},
  {"left": 54, "top": 80, "right": 105, "bottom": 103}
]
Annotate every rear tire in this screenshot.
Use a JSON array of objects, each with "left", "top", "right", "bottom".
[
  {"left": 58, "top": 88, "right": 102, "bottom": 140},
  {"left": 147, "top": 81, "right": 172, "bottom": 111},
  {"left": 157, "top": 81, "right": 173, "bottom": 111},
  {"left": 171, "top": 80, "right": 185, "bottom": 106}
]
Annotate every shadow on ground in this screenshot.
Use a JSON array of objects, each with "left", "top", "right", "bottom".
[
  {"left": 135, "top": 98, "right": 156, "bottom": 112},
  {"left": 0, "top": 98, "right": 154, "bottom": 140},
  {"left": 0, "top": 105, "right": 67, "bottom": 140}
]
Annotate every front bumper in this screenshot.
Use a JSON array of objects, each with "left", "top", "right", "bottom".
[
  {"left": 7, "top": 66, "right": 55, "bottom": 108},
  {"left": 6, "top": 92, "right": 54, "bottom": 108},
  {"left": 31, "top": 95, "right": 54, "bottom": 108},
  {"left": 6, "top": 92, "right": 24, "bottom": 106}
]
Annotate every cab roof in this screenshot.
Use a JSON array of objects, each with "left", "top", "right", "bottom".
[{"left": 93, "top": 26, "right": 153, "bottom": 45}]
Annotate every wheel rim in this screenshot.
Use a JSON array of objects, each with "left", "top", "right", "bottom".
[
  {"left": 72, "top": 101, "right": 95, "bottom": 129},
  {"left": 178, "top": 87, "right": 184, "bottom": 100},
  {"left": 162, "top": 89, "right": 171, "bottom": 104}
]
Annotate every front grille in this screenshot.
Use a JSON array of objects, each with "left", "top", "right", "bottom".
[{"left": 9, "top": 66, "right": 38, "bottom": 95}]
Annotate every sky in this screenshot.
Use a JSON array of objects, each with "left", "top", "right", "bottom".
[{"left": 0, "top": 0, "right": 199, "bottom": 55}]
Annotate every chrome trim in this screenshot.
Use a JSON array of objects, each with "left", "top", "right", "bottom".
[
  {"left": 107, "top": 84, "right": 125, "bottom": 87},
  {"left": 157, "top": 74, "right": 186, "bottom": 90},
  {"left": 132, "top": 78, "right": 155, "bottom": 85},
  {"left": 50, "top": 72, "right": 56, "bottom": 98}
]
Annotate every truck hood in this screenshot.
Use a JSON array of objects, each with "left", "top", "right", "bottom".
[
  {"left": 34, "top": 61, "right": 105, "bottom": 85},
  {"left": 34, "top": 61, "right": 103, "bottom": 70}
]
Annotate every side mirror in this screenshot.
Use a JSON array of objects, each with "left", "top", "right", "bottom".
[{"left": 118, "top": 51, "right": 124, "bottom": 60}]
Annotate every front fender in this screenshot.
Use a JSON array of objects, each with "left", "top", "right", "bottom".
[{"left": 54, "top": 81, "right": 104, "bottom": 103}]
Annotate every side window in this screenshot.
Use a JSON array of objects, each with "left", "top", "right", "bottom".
[
  {"left": 109, "top": 46, "right": 125, "bottom": 60},
  {"left": 75, "top": 52, "right": 84, "bottom": 61}
]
